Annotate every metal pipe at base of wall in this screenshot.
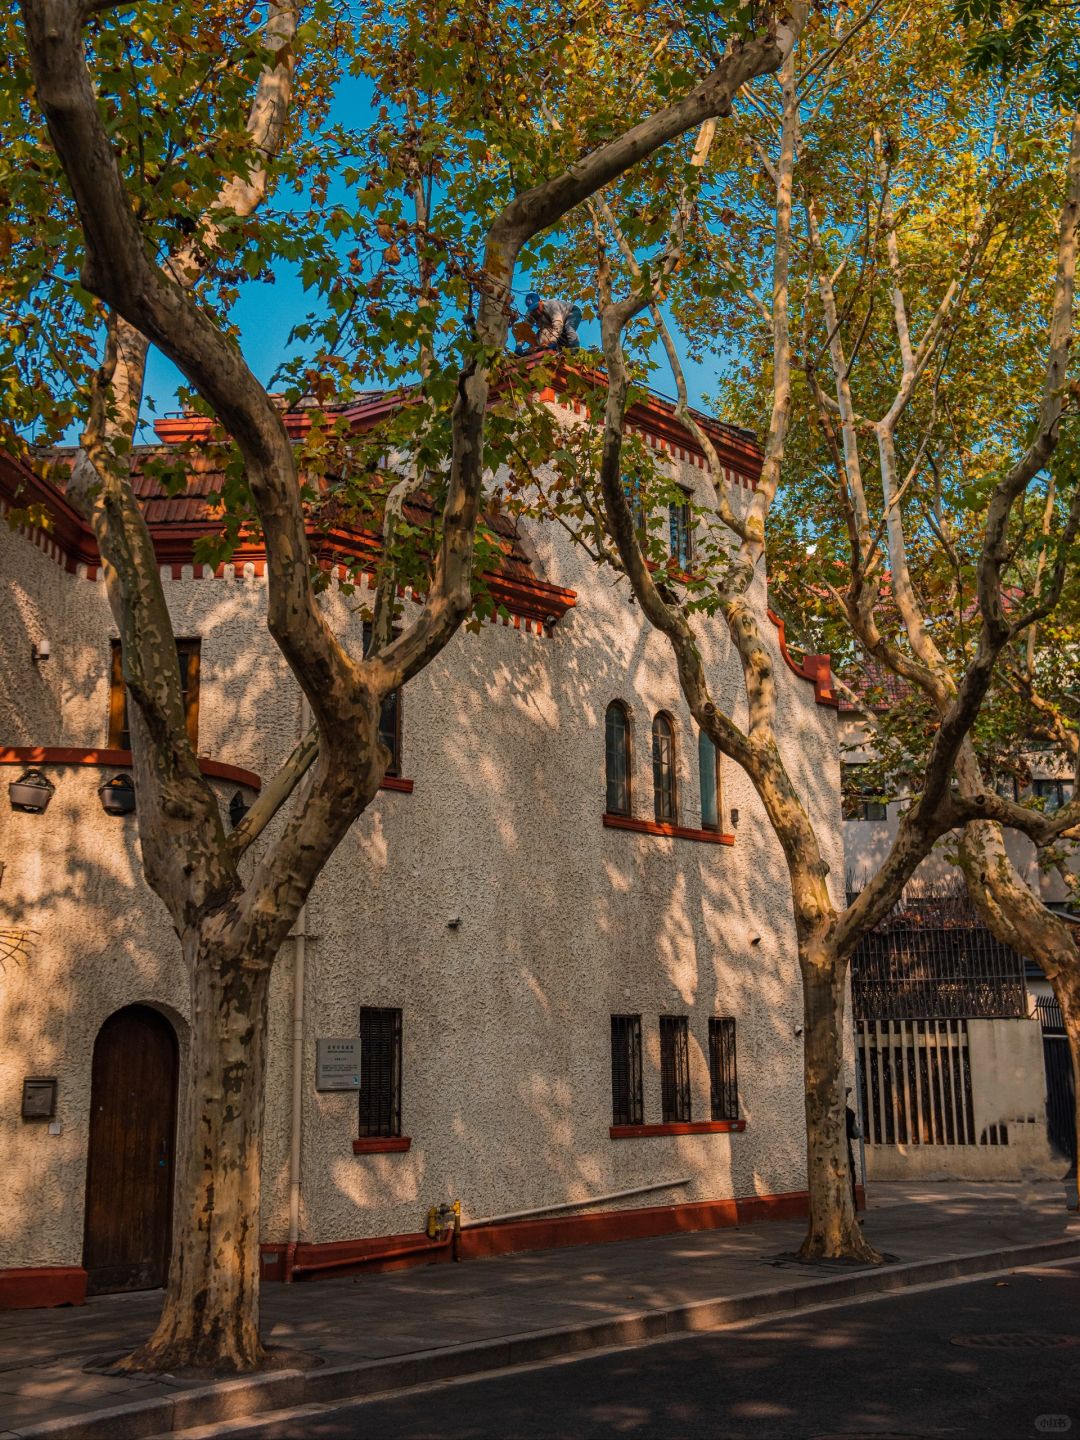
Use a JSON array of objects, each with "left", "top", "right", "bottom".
[{"left": 463, "top": 1176, "right": 692, "bottom": 1230}]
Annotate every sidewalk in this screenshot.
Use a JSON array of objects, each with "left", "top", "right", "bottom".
[{"left": 2, "top": 1181, "right": 1078, "bottom": 1440}]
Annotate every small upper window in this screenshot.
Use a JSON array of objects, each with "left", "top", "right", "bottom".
[
  {"left": 623, "top": 475, "right": 646, "bottom": 537},
  {"left": 669, "top": 493, "right": 692, "bottom": 570},
  {"left": 605, "top": 702, "right": 632, "bottom": 817},
  {"left": 1032, "top": 778, "right": 1073, "bottom": 814},
  {"left": 698, "top": 729, "right": 721, "bottom": 831},
  {"left": 652, "top": 713, "right": 677, "bottom": 824},
  {"left": 109, "top": 639, "right": 200, "bottom": 750},
  {"left": 841, "top": 763, "right": 886, "bottom": 821}
]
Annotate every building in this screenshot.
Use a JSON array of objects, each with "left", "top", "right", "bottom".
[
  {"left": 839, "top": 673, "right": 1076, "bottom": 1182},
  {"left": 0, "top": 382, "right": 847, "bottom": 1308}
]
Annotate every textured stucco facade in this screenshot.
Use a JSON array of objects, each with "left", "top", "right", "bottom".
[{"left": 0, "top": 404, "right": 847, "bottom": 1283}]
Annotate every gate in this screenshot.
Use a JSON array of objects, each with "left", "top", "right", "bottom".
[{"left": 1036, "top": 996, "right": 1077, "bottom": 1166}]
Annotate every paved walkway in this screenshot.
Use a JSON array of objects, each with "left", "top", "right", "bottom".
[{"left": 1, "top": 1181, "right": 1077, "bottom": 1438}]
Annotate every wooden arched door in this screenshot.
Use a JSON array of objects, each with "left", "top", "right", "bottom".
[{"left": 83, "top": 1005, "right": 178, "bottom": 1294}]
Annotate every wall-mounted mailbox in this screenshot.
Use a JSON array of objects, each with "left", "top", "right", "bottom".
[
  {"left": 22, "top": 1077, "right": 57, "bottom": 1119},
  {"left": 316, "top": 1037, "right": 361, "bottom": 1092}
]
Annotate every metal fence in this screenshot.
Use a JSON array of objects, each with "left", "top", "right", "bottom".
[
  {"left": 856, "top": 1018, "right": 993, "bottom": 1147},
  {"left": 850, "top": 891, "right": 1026, "bottom": 1021}
]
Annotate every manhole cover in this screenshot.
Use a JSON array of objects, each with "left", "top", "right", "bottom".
[{"left": 951, "top": 1333, "right": 1080, "bottom": 1349}]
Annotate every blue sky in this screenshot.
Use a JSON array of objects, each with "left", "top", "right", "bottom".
[{"left": 138, "top": 70, "right": 722, "bottom": 434}]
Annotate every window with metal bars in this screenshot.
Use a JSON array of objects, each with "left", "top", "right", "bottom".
[
  {"left": 361, "top": 623, "right": 403, "bottom": 776},
  {"left": 652, "top": 713, "right": 677, "bottom": 823},
  {"left": 605, "top": 702, "right": 632, "bottom": 817},
  {"left": 358, "top": 1007, "right": 402, "bottom": 1138},
  {"left": 709, "top": 1017, "right": 738, "bottom": 1120},
  {"left": 109, "top": 638, "right": 200, "bottom": 750},
  {"left": 660, "top": 1014, "right": 691, "bottom": 1122},
  {"left": 610, "top": 1014, "right": 643, "bottom": 1125}
]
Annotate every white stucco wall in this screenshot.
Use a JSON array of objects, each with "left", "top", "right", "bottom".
[{"left": 0, "top": 426, "right": 845, "bottom": 1271}]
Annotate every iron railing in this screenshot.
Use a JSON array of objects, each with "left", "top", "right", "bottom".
[{"left": 849, "top": 892, "right": 1026, "bottom": 1021}]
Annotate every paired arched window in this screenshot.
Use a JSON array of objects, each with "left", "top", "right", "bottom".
[
  {"left": 699, "top": 730, "right": 721, "bottom": 831},
  {"left": 652, "top": 713, "right": 677, "bottom": 823},
  {"left": 605, "top": 702, "right": 632, "bottom": 816}
]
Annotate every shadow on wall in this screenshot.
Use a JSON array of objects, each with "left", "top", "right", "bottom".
[
  {"left": 303, "top": 560, "right": 822, "bottom": 1242},
  {"left": 1, "top": 541, "right": 830, "bottom": 1268}
]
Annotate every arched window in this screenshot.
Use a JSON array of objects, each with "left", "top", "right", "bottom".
[
  {"left": 652, "top": 713, "right": 677, "bottom": 823},
  {"left": 605, "top": 702, "right": 632, "bottom": 817},
  {"left": 699, "top": 729, "right": 721, "bottom": 831}
]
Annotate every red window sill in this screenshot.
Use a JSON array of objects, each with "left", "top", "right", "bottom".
[
  {"left": 352, "top": 1136, "right": 412, "bottom": 1154},
  {"left": 609, "top": 1121, "right": 746, "bottom": 1139},
  {"left": 603, "top": 813, "right": 734, "bottom": 846},
  {"left": 379, "top": 776, "right": 414, "bottom": 793}
]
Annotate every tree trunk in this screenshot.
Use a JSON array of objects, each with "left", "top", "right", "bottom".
[
  {"left": 797, "top": 951, "right": 881, "bottom": 1262},
  {"left": 1046, "top": 965, "right": 1080, "bottom": 1210},
  {"left": 122, "top": 930, "right": 271, "bottom": 1374}
]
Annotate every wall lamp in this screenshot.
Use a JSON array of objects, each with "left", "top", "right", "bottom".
[
  {"left": 31, "top": 639, "right": 51, "bottom": 663},
  {"left": 99, "top": 774, "right": 136, "bottom": 816},
  {"left": 8, "top": 770, "right": 54, "bottom": 813}
]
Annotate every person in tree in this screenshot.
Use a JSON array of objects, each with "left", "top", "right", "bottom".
[{"left": 513, "top": 293, "right": 582, "bottom": 353}]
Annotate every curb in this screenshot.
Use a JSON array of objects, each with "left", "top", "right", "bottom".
[{"left": 11, "top": 1235, "right": 1080, "bottom": 1440}]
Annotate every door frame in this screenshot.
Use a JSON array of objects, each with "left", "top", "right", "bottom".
[{"left": 82, "top": 1003, "right": 179, "bottom": 1293}]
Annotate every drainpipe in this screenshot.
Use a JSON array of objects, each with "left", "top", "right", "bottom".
[{"left": 284, "top": 696, "right": 312, "bottom": 1283}]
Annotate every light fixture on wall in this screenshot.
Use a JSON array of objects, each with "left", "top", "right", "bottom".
[
  {"left": 31, "top": 639, "right": 51, "bottom": 663},
  {"left": 730, "top": 808, "right": 740, "bottom": 827},
  {"left": 8, "top": 770, "right": 54, "bottom": 813},
  {"left": 98, "top": 774, "right": 136, "bottom": 816}
]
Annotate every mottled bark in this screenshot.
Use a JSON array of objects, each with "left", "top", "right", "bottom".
[
  {"left": 123, "top": 931, "right": 270, "bottom": 1372},
  {"left": 799, "top": 951, "right": 876, "bottom": 1259}
]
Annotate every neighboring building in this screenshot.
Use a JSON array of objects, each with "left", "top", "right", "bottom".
[
  {"left": 0, "top": 380, "right": 848, "bottom": 1308},
  {"left": 840, "top": 671, "right": 1076, "bottom": 1181}
]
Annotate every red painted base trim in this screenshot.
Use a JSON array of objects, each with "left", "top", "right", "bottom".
[
  {"left": 610, "top": 1120, "right": 746, "bottom": 1138},
  {"left": 0, "top": 1266, "right": 87, "bottom": 1309},
  {"left": 352, "top": 1136, "right": 412, "bottom": 1154},
  {"left": 0, "top": 746, "right": 261, "bottom": 790},
  {"left": 261, "top": 1230, "right": 446, "bottom": 1281},
  {"left": 261, "top": 1189, "right": 816, "bottom": 1282},
  {"left": 603, "top": 813, "right": 735, "bottom": 846}
]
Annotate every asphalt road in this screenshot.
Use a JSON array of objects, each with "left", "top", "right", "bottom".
[{"left": 213, "top": 1261, "right": 1080, "bottom": 1439}]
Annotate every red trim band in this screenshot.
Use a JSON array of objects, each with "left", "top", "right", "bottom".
[
  {"left": 767, "top": 610, "right": 839, "bottom": 709},
  {"left": 603, "top": 813, "right": 735, "bottom": 846},
  {"left": 609, "top": 1121, "right": 746, "bottom": 1138},
  {"left": 0, "top": 746, "right": 261, "bottom": 791},
  {"left": 0, "top": 453, "right": 577, "bottom": 632},
  {"left": 0, "top": 1266, "right": 86, "bottom": 1310},
  {"left": 352, "top": 1136, "right": 412, "bottom": 1154}
]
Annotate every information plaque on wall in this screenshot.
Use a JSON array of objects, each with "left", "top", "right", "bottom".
[{"left": 316, "top": 1037, "right": 361, "bottom": 1091}]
